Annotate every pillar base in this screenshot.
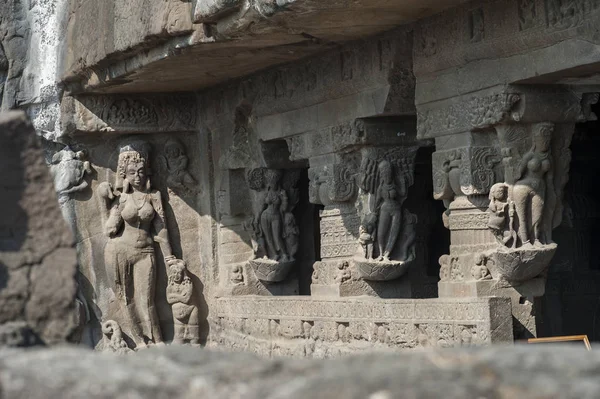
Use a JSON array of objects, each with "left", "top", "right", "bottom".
[{"left": 439, "top": 276, "right": 546, "bottom": 339}]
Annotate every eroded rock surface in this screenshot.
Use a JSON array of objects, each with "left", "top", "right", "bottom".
[
  {"left": 0, "top": 111, "right": 78, "bottom": 345},
  {"left": 0, "top": 345, "right": 598, "bottom": 398}
]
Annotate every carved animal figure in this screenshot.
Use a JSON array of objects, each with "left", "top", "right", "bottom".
[
  {"left": 166, "top": 260, "right": 200, "bottom": 345},
  {"left": 101, "top": 320, "right": 131, "bottom": 354}
]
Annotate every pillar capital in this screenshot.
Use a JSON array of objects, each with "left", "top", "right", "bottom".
[{"left": 425, "top": 87, "right": 599, "bottom": 339}]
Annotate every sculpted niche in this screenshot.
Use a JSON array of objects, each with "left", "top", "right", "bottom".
[
  {"left": 245, "top": 168, "right": 300, "bottom": 283},
  {"left": 353, "top": 148, "right": 418, "bottom": 281},
  {"left": 97, "top": 140, "right": 188, "bottom": 349}
]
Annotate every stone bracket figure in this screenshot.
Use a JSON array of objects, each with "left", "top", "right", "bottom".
[
  {"left": 489, "top": 123, "right": 557, "bottom": 248},
  {"left": 167, "top": 260, "right": 200, "bottom": 345},
  {"left": 353, "top": 147, "right": 418, "bottom": 281},
  {"left": 485, "top": 123, "right": 560, "bottom": 283},
  {"left": 246, "top": 167, "right": 300, "bottom": 283}
]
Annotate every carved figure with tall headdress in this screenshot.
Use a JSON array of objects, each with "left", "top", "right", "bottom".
[{"left": 97, "top": 140, "right": 182, "bottom": 348}]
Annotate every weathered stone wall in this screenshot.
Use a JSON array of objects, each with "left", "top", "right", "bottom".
[
  {"left": 0, "top": 111, "right": 78, "bottom": 345},
  {"left": 62, "top": 0, "right": 194, "bottom": 86},
  {"left": 22, "top": 0, "right": 600, "bottom": 354},
  {"left": 413, "top": 0, "right": 600, "bottom": 105}
]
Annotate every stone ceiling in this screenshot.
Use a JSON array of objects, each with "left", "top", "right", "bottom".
[{"left": 62, "top": 0, "right": 469, "bottom": 94}]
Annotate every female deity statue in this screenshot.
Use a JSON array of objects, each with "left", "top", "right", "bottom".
[
  {"left": 246, "top": 168, "right": 300, "bottom": 282},
  {"left": 259, "top": 169, "right": 291, "bottom": 262},
  {"left": 98, "top": 141, "right": 177, "bottom": 348},
  {"left": 375, "top": 160, "right": 407, "bottom": 262},
  {"left": 511, "top": 123, "right": 555, "bottom": 247}
]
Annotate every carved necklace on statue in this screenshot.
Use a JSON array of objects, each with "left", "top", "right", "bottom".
[{"left": 131, "top": 191, "right": 148, "bottom": 210}]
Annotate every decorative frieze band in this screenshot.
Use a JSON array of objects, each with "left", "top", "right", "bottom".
[
  {"left": 417, "top": 87, "right": 595, "bottom": 139},
  {"left": 61, "top": 93, "right": 198, "bottom": 135},
  {"left": 215, "top": 296, "right": 509, "bottom": 324}
]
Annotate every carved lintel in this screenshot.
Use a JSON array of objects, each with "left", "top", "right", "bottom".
[
  {"left": 417, "top": 92, "right": 522, "bottom": 138},
  {"left": 61, "top": 94, "right": 198, "bottom": 135},
  {"left": 417, "top": 87, "right": 591, "bottom": 139},
  {"left": 287, "top": 118, "right": 421, "bottom": 161}
]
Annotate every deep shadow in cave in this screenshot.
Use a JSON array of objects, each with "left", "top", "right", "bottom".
[{"left": 538, "top": 100, "right": 600, "bottom": 341}]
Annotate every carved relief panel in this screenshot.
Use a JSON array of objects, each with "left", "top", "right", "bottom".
[
  {"left": 95, "top": 140, "right": 196, "bottom": 349},
  {"left": 67, "top": 135, "right": 205, "bottom": 351}
]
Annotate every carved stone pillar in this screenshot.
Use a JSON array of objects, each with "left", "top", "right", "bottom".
[
  {"left": 423, "top": 87, "right": 598, "bottom": 338},
  {"left": 304, "top": 118, "right": 431, "bottom": 298}
]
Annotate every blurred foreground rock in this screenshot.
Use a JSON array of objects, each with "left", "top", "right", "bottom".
[
  {"left": 0, "top": 111, "right": 78, "bottom": 345},
  {"left": 0, "top": 345, "right": 598, "bottom": 399}
]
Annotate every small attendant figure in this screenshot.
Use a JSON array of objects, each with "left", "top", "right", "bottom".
[
  {"left": 359, "top": 213, "right": 377, "bottom": 259},
  {"left": 166, "top": 260, "right": 200, "bottom": 345}
]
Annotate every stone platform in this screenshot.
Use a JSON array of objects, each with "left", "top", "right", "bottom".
[{"left": 209, "top": 296, "right": 513, "bottom": 357}]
